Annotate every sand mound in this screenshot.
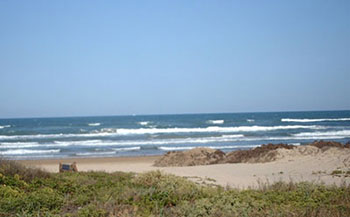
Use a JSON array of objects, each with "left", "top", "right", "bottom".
[
  {"left": 154, "top": 147, "right": 225, "bottom": 167},
  {"left": 154, "top": 141, "right": 350, "bottom": 167},
  {"left": 275, "top": 146, "right": 321, "bottom": 159},
  {"left": 276, "top": 146, "right": 350, "bottom": 166},
  {"left": 309, "top": 140, "right": 350, "bottom": 149},
  {"left": 224, "top": 143, "right": 295, "bottom": 163}
]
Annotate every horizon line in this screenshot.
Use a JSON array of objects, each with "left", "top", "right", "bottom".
[{"left": 1, "top": 109, "right": 350, "bottom": 120}]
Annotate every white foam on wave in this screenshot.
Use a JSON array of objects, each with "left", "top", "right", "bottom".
[
  {"left": 0, "top": 132, "right": 115, "bottom": 140},
  {"left": 53, "top": 140, "right": 103, "bottom": 146},
  {"left": 212, "top": 145, "right": 259, "bottom": 149},
  {"left": 0, "top": 149, "right": 60, "bottom": 155},
  {"left": 159, "top": 146, "right": 196, "bottom": 151},
  {"left": 0, "top": 136, "right": 247, "bottom": 150},
  {"left": 2, "top": 128, "right": 349, "bottom": 150},
  {"left": 0, "top": 125, "right": 11, "bottom": 129},
  {"left": 0, "top": 142, "right": 41, "bottom": 149},
  {"left": 293, "top": 130, "right": 350, "bottom": 138},
  {"left": 88, "top": 123, "right": 101, "bottom": 126},
  {"left": 221, "top": 134, "right": 244, "bottom": 138},
  {"left": 138, "top": 121, "right": 150, "bottom": 126},
  {"left": 0, "top": 140, "right": 104, "bottom": 149},
  {"left": 113, "top": 147, "right": 141, "bottom": 152},
  {"left": 207, "top": 120, "right": 224, "bottom": 124},
  {"left": 288, "top": 143, "right": 301, "bottom": 146},
  {"left": 115, "top": 125, "right": 324, "bottom": 135},
  {"left": 52, "top": 136, "right": 248, "bottom": 147},
  {"left": 75, "top": 151, "right": 116, "bottom": 156},
  {"left": 0, "top": 125, "right": 324, "bottom": 140},
  {"left": 281, "top": 118, "right": 350, "bottom": 123},
  {"left": 159, "top": 144, "right": 259, "bottom": 151},
  {"left": 247, "top": 119, "right": 255, "bottom": 122}
]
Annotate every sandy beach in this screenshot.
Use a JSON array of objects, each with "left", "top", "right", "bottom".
[{"left": 20, "top": 147, "right": 350, "bottom": 189}]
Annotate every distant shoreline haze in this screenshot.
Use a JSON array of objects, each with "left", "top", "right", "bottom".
[{"left": 1, "top": 109, "right": 350, "bottom": 120}]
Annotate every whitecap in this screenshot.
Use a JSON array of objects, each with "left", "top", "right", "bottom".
[
  {"left": 159, "top": 144, "right": 259, "bottom": 151},
  {"left": 207, "top": 120, "right": 224, "bottom": 124},
  {"left": 288, "top": 143, "right": 301, "bottom": 146},
  {"left": 88, "top": 123, "right": 101, "bottom": 126},
  {"left": 247, "top": 119, "right": 255, "bottom": 122},
  {"left": 115, "top": 125, "right": 324, "bottom": 135},
  {"left": 293, "top": 130, "right": 350, "bottom": 138},
  {"left": 221, "top": 134, "right": 245, "bottom": 138},
  {"left": 75, "top": 151, "right": 116, "bottom": 156},
  {"left": 158, "top": 146, "right": 196, "bottom": 151},
  {"left": 0, "top": 149, "right": 60, "bottom": 155},
  {"left": 281, "top": 118, "right": 350, "bottom": 123},
  {"left": 113, "top": 147, "right": 141, "bottom": 152},
  {"left": 0, "top": 125, "right": 325, "bottom": 140},
  {"left": 138, "top": 121, "right": 150, "bottom": 126},
  {"left": 0, "top": 142, "right": 41, "bottom": 149},
  {"left": 53, "top": 140, "right": 104, "bottom": 146}
]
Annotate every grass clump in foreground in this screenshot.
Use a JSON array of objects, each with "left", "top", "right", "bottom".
[{"left": 0, "top": 160, "right": 350, "bottom": 216}]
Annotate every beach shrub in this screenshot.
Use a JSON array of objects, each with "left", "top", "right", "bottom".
[
  {"left": 0, "top": 158, "right": 51, "bottom": 181},
  {"left": 0, "top": 159, "right": 350, "bottom": 216}
]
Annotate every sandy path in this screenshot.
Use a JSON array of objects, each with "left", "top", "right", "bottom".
[{"left": 20, "top": 153, "right": 350, "bottom": 189}]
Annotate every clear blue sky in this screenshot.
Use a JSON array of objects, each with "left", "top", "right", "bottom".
[{"left": 0, "top": 1, "right": 349, "bottom": 118}]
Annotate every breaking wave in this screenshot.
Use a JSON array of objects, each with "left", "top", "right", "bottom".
[
  {"left": 0, "top": 125, "right": 324, "bottom": 140},
  {"left": 293, "top": 130, "right": 350, "bottom": 138},
  {"left": 0, "top": 125, "right": 11, "bottom": 129},
  {"left": 158, "top": 145, "right": 259, "bottom": 151},
  {"left": 221, "top": 134, "right": 244, "bottom": 138},
  {"left": 75, "top": 151, "right": 116, "bottom": 156},
  {"left": 0, "top": 149, "right": 60, "bottom": 155},
  {"left": 113, "top": 147, "right": 141, "bottom": 152},
  {"left": 138, "top": 121, "right": 150, "bottom": 126},
  {"left": 0, "top": 142, "right": 41, "bottom": 149},
  {"left": 115, "top": 125, "right": 323, "bottom": 135},
  {"left": 2, "top": 128, "right": 350, "bottom": 152},
  {"left": 207, "top": 120, "right": 224, "bottom": 124},
  {"left": 281, "top": 118, "right": 350, "bottom": 123},
  {"left": 88, "top": 123, "right": 101, "bottom": 126}
]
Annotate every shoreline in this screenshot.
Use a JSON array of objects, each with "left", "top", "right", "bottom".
[{"left": 19, "top": 155, "right": 162, "bottom": 165}]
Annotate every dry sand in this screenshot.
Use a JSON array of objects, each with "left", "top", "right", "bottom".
[{"left": 20, "top": 147, "right": 350, "bottom": 189}]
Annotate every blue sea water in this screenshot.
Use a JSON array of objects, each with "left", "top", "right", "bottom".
[{"left": 0, "top": 110, "right": 350, "bottom": 160}]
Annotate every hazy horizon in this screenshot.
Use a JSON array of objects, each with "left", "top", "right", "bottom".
[{"left": 1, "top": 109, "right": 350, "bottom": 120}]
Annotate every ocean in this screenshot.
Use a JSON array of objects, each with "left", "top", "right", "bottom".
[{"left": 0, "top": 110, "right": 350, "bottom": 160}]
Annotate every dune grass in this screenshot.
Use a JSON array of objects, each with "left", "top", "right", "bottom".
[{"left": 0, "top": 160, "right": 350, "bottom": 216}]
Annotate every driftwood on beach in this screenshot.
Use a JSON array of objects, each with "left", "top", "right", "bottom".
[{"left": 154, "top": 140, "right": 350, "bottom": 167}]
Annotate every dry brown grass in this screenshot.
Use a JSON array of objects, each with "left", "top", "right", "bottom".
[{"left": 0, "top": 157, "right": 51, "bottom": 182}]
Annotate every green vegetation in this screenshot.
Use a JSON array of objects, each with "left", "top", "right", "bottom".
[
  {"left": 1, "top": 159, "right": 350, "bottom": 216},
  {"left": 331, "top": 169, "right": 350, "bottom": 178},
  {"left": 331, "top": 170, "right": 344, "bottom": 176}
]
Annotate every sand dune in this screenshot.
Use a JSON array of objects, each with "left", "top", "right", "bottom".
[{"left": 20, "top": 144, "right": 350, "bottom": 189}]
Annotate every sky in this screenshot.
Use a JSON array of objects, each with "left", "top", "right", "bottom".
[{"left": 0, "top": 1, "right": 349, "bottom": 118}]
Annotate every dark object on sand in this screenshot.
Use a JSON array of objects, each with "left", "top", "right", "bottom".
[{"left": 59, "top": 162, "right": 78, "bottom": 172}]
